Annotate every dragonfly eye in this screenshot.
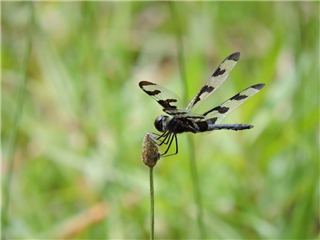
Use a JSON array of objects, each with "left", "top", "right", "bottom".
[{"left": 154, "top": 115, "right": 169, "bottom": 132}]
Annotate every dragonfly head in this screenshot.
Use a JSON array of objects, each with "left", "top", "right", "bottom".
[{"left": 154, "top": 115, "right": 170, "bottom": 132}]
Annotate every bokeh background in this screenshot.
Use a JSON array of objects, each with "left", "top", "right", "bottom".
[{"left": 1, "top": 1, "right": 319, "bottom": 239}]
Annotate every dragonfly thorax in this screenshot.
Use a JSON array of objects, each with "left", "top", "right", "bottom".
[
  {"left": 155, "top": 116, "right": 198, "bottom": 134},
  {"left": 166, "top": 117, "right": 198, "bottom": 134}
]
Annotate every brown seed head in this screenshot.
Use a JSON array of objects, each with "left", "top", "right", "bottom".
[{"left": 142, "top": 133, "right": 160, "bottom": 167}]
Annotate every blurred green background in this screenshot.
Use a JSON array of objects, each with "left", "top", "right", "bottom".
[{"left": 1, "top": 1, "right": 319, "bottom": 239}]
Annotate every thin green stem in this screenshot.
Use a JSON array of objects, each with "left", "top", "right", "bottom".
[
  {"left": 168, "top": 2, "right": 188, "bottom": 103},
  {"left": 1, "top": 3, "right": 34, "bottom": 239},
  {"left": 187, "top": 135, "right": 205, "bottom": 238},
  {"left": 168, "top": 2, "right": 206, "bottom": 238},
  {"left": 149, "top": 166, "right": 154, "bottom": 240}
]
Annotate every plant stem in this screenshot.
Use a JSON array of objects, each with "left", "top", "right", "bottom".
[
  {"left": 168, "top": 2, "right": 206, "bottom": 238},
  {"left": 187, "top": 135, "right": 205, "bottom": 238},
  {"left": 168, "top": 2, "right": 188, "bottom": 102},
  {"left": 149, "top": 166, "right": 154, "bottom": 240}
]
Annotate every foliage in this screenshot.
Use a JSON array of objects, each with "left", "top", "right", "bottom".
[{"left": 1, "top": 1, "right": 319, "bottom": 239}]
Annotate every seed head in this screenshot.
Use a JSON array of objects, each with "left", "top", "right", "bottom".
[{"left": 142, "top": 133, "right": 160, "bottom": 167}]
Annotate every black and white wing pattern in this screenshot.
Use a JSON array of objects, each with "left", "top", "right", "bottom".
[
  {"left": 139, "top": 81, "right": 186, "bottom": 115},
  {"left": 200, "top": 83, "right": 265, "bottom": 124},
  {"left": 185, "top": 52, "right": 240, "bottom": 113}
]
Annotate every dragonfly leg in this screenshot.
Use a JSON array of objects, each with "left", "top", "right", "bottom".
[
  {"left": 160, "top": 134, "right": 178, "bottom": 157},
  {"left": 158, "top": 132, "right": 171, "bottom": 146}
]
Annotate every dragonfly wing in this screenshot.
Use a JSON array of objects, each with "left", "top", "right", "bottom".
[
  {"left": 202, "top": 83, "right": 266, "bottom": 124},
  {"left": 139, "top": 81, "right": 186, "bottom": 115},
  {"left": 185, "top": 52, "right": 240, "bottom": 113}
]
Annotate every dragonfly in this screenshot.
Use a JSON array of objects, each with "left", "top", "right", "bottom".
[{"left": 139, "top": 52, "right": 265, "bottom": 157}]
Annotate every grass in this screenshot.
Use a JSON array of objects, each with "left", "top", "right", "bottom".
[
  {"left": 2, "top": 2, "right": 34, "bottom": 235},
  {"left": 1, "top": 1, "right": 319, "bottom": 239},
  {"left": 169, "top": 1, "right": 205, "bottom": 238}
]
